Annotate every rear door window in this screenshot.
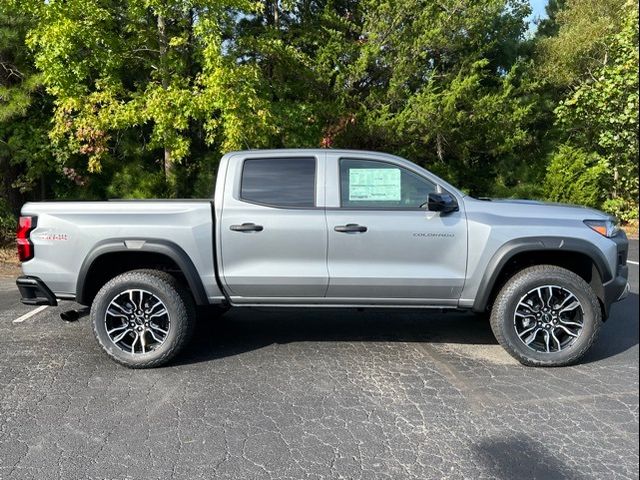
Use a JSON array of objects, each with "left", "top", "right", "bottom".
[{"left": 241, "top": 157, "right": 316, "bottom": 208}]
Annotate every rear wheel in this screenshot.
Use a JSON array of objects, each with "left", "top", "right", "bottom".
[
  {"left": 90, "top": 270, "right": 195, "bottom": 368},
  {"left": 490, "top": 265, "right": 602, "bottom": 367}
]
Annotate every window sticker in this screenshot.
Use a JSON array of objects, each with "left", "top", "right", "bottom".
[{"left": 349, "top": 168, "right": 401, "bottom": 201}]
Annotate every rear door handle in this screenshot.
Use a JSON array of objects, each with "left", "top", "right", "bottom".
[
  {"left": 230, "top": 223, "right": 264, "bottom": 232},
  {"left": 334, "top": 224, "right": 367, "bottom": 233}
]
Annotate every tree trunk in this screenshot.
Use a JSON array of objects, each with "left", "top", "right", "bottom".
[{"left": 157, "top": 13, "right": 174, "bottom": 192}]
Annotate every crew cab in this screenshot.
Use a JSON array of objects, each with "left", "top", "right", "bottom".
[{"left": 16, "top": 149, "right": 630, "bottom": 368}]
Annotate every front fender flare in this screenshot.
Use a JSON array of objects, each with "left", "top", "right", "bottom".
[{"left": 472, "top": 237, "right": 612, "bottom": 312}]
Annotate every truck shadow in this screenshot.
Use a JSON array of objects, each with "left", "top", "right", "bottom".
[
  {"left": 472, "top": 434, "right": 581, "bottom": 480},
  {"left": 175, "top": 292, "right": 638, "bottom": 366},
  {"left": 582, "top": 292, "right": 639, "bottom": 364},
  {"left": 175, "top": 308, "right": 493, "bottom": 365}
]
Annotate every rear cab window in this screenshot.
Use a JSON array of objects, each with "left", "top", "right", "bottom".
[{"left": 241, "top": 157, "right": 316, "bottom": 208}]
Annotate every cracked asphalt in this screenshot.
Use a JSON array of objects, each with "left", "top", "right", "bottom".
[{"left": 0, "top": 241, "right": 638, "bottom": 479}]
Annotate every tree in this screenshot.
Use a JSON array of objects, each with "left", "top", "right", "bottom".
[
  {"left": 322, "top": 0, "right": 546, "bottom": 195},
  {"left": 536, "top": 0, "right": 628, "bottom": 87},
  {"left": 538, "top": 0, "right": 638, "bottom": 220},
  {"left": 0, "top": 4, "right": 53, "bottom": 213},
  {"left": 24, "top": 0, "right": 274, "bottom": 197},
  {"left": 536, "top": 0, "right": 567, "bottom": 38}
]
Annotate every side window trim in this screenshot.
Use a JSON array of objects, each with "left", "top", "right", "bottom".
[
  {"left": 238, "top": 156, "right": 319, "bottom": 209},
  {"left": 338, "top": 158, "right": 437, "bottom": 211}
]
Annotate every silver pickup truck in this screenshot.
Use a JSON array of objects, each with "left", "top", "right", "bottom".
[{"left": 16, "top": 149, "right": 629, "bottom": 368}]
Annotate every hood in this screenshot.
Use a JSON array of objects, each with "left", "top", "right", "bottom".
[{"left": 470, "top": 197, "right": 610, "bottom": 220}]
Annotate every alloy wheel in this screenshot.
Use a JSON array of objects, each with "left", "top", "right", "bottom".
[
  {"left": 104, "top": 289, "right": 171, "bottom": 354},
  {"left": 513, "top": 285, "right": 584, "bottom": 353}
]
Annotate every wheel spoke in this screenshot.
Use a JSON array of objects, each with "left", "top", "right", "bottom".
[
  {"left": 112, "top": 328, "right": 133, "bottom": 343},
  {"left": 130, "top": 332, "right": 139, "bottom": 353},
  {"left": 519, "top": 303, "right": 536, "bottom": 313},
  {"left": 543, "top": 330, "right": 550, "bottom": 353},
  {"left": 547, "top": 286, "right": 554, "bottom": 307},
  {"left": 106, "top": 308, "right": 129, "bottom": 319},
  {"left": 110, "top": 301, "right": 132, "bottom": 315},
  {"left": 558, "top": 301, "right": 581, "bottom": 314},
  {"left": 518, "top": 325, "right": 537, "bottom": 338},
  {"left": 536, "top": 288, "right": 545, "bottom": 307},
  {"left": 551, "top": 330, "right": 562, "bottom": 351},
  {"left": 524, "top": 328, "right": 541, "bottom": 345},
  {"left": 559, "top": 319, "right": 583, "bottom": 328},
  {"left": 138, "top": 290, "right": 145, "bottom": 312},
  {"left": 140, "top": 332, "right": 147, "bottom": 354},
  {"left": 556, "top": 325, "right": 578, "bottom": 337},
  {"left": 146, "top": 300, "right": 163, "bottom": 314},
  {"left": 557, "top": 292, "right": 577, "bottom": 310},
  {"left": 149, "top": 329, "right": 164, "bottom": 343},
  {"left": 107, "top": 324, "right": 129, "bottom": 335},
  {"left": 149, "top": 309, "right": 168, "bottom": 319},
  {"left": 149, "top": 323, "right": 168, "bottom": 335}
]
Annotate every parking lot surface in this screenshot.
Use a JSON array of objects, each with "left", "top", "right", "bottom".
[{"left": 0, "top": 241, "right": 638, "bottom": 479}]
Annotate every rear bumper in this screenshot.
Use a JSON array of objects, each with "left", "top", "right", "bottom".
[{"left": 16, "top": 276, "right": 58, "bottom": 306}]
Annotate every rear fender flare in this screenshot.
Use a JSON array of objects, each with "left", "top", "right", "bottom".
[{"left": 76, "top": 238, "right": 208, "bottom": 305}]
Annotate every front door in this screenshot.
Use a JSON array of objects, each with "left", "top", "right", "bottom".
[
  {"left": 325, "top": 157, "right": 467, "bottom": 303},
  {"left": 219, "top": 155, "right": 328, "bottom": 299}
]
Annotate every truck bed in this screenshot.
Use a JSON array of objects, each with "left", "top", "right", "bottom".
[{"left": 19, "top": 200, "right": 223, "bottom": 302}]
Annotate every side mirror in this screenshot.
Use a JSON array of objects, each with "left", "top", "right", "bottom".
[{"left": 427, "top": 192, "right": 458, "bottom": 214}]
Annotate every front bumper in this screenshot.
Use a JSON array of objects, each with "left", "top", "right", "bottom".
[
  {"left": 602, "top": 266, "right": 629, "bottom": 318},
  {"left": 16, "top": 276, "right": 58, "bottom": 306}
]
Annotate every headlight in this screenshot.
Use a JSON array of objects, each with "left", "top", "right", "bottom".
[{"left": 584, "top": 219, "right": 620, "bottom": 238}]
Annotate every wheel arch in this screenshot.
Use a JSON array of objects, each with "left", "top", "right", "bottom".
[
  {"left": 76, "top": 239, "right": 208, "bottom": 306},
  {"left": 473, "top": 237, "right": 611, "bottom": 314}
]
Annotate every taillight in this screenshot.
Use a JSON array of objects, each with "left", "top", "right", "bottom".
[{"left": 16, "top": 216, "right": 37, "bottom": 262}]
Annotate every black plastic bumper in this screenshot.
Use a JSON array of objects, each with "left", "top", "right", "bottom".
[
  {"left": 602, "top": 267, "right": 629, "bottom": 318},
  {"left": 16, "top": 276, "right": 58, "bottom": 306}
]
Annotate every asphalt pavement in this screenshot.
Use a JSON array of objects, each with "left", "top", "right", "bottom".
[{"left": 0, "top": 241, "right": 638, "bottom": 479}]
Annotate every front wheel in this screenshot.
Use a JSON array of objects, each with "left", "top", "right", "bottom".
[
  {"left": 490, "top": 265, "right": 602, "bottom": 367},
  {"left": 90, "top": 270, "right": 196, "bottom": 368}
]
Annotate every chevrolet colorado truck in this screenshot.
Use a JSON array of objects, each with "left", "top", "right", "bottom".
[{"left": 16, "top": 149, "right": 630, "bottom": 368}]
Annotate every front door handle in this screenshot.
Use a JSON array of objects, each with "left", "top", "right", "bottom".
[
  {"left": 334, "top": 224, "right": 367, "bottom": 233},
  {"left": 230, "top": 223, "right": 264, "bottom": 232}
]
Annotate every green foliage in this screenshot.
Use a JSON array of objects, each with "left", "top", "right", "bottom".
[
  {"left": 544, "top": 145, "right": 608, "bottom": 208},
  {"left": 536, "top": 0, "right": 628, "bottom": 87},
  {"left": 542, "top": 0, "right": 638, "bottom": 219},
  {"left": 106, "top": 164, "right": 168, "bottom": 199},
  {"left": 0, "top": 199, "right": 16, "bottom": 245},
  {"left": 602, "top": 198, "right": 639, "bottom": 224},
  {"left": 0, "top": 0, "right": 638, "bottom": 222}
]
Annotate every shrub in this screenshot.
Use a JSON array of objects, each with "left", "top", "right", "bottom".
[
  {"left": 602, "top": 197, "right": 639, "bottom": 223},
  {"left": 106, "top": 164, "right": 167, "bottom": 199},
  {"left": 490, "top": 182, "right": 546, "bottom": 200},
  {"left": 0, "top": 199, "right": 17, "bottom": 246},
  {"left": 544, "top": 145, "right": 608, "bottom": 208}
]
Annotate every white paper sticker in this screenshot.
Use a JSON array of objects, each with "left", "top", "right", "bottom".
[{"left": 349, "top": 168, "right": 401, "bottom": 201}]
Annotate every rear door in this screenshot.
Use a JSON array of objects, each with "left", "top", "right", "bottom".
[
  {"left": 219, "top": 153, "right": 328, "bottom": 300},
  {"left": 325, "top": 155, "right": 467, "bottom": 304}
]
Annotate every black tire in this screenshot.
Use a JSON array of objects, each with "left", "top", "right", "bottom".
[
  {"left": 90, "top": 269, "right": 196, "bottom": 368},
  {"left": 490, "top": 265, "right": 602, "bottom": 367}
]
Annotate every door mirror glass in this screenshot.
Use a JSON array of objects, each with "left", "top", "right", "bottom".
[{"left": 427, "top": 192, "right": 458, "bottom": 214}]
